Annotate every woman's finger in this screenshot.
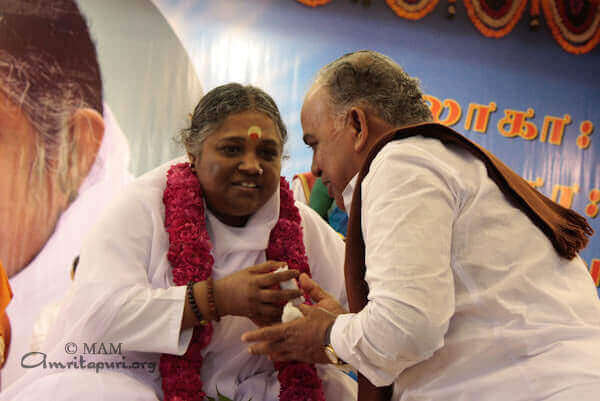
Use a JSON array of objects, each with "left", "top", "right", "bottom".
[
  {"left": 256, "top": 304, "right": 284, "bottom": 320},
  {"left": 256, "top": 269, "right": 299, "bottom": 287},
  {"left": 248, "top": 261, "right": 286, "bottom": 274},
  {"left": 258, "top": 289, "right": 302, "bottom": 304}
]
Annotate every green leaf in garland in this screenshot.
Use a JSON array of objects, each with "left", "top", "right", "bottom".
[
  {"left": 211, "top": 387, "right": 251, "bottom": 401},
  {"left": 216, "top": 387, "right": 233, "bottom": 401}
]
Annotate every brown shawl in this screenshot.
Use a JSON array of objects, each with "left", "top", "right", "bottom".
[{"left": 343, "top": 122, "right": 593, "bottom": 401}]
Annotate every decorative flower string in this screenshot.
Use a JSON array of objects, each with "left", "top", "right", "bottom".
[{"left": 159, "top": 163, "right": 325, "bottom": 401}]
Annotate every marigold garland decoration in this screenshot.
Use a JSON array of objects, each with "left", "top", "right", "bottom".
[
  {"left": 296, "top": 0, "right": 333, "bottom": 6},
  {"left": 529, "top": 0, "right": 541, "bottom": 30},
  {"left": 463, "top": 0, "right": 529, "bottom": 37},
  {"left": 542, "top": 0, "right": 600, "bottom": 54},
  {"left": 292, "top": 0, "right": 600, "bottom": 53},
  {"left": 386, "top": 0, "right": 441, "bottom": 20}
]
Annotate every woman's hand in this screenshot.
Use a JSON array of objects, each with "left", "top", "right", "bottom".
[{"left": 214, "top": 261, "right": 303, "bottom": 325}]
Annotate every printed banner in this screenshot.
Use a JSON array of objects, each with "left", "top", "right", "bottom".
[{"left": 1, "top": 0, "right": 598, "bottom": 393}]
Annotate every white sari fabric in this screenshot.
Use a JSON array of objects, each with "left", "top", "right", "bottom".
[{"left": 1, "top": 159, "right": 356, "bottom": 401}]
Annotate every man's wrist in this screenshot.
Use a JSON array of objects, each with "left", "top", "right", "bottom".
[
  {"left": 322, "top": 318, "right": 348, "bottom": 366},
  {"left": 323, "top": 320, "right": 334, "bottom": 346}
]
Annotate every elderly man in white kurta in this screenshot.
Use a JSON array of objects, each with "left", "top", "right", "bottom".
[{"left": 242, "top": 51, "right": 600, "bottom": 401}]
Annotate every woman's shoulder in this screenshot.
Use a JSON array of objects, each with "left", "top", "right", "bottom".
[
  {"left": 123, "top": 157, "right": 187, "bottom": 201},
  {"left": 100, "top": 157, "right": 187, "bottom": 220}
]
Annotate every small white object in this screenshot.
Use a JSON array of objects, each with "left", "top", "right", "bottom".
[
  {"left": 274, "top": 264, "right": 305, "bottom": 306},
  {"left": 281, "top": 302, "right": 304, "bottom": 323}
]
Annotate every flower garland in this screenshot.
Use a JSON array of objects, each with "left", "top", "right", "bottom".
[
  {"left": 385, "top": 0, "right": 440, "bottom": 21},
  {"left": 159, "top": 162, "right": 326, "bottom": 401}
]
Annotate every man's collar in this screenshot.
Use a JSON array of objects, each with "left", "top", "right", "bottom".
[{"left": 342, "top": 174, "right": 358, "bottom": 215}]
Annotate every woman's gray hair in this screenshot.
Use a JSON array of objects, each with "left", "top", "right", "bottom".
[
  {"left": 180, "top": 83, "right": 287, "bottom": 157},
  {"left": 315, "top": 50, "right": 432, "bottom": 127},
  {"left": 0, "top": 0, "right": 103, "bottom": 199}
]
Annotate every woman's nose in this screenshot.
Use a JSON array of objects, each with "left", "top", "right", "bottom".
[{"left": 238, "top": 153, "right": 261, "bottom": 175}]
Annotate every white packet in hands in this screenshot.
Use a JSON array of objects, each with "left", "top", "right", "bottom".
[
  {"left": 281, "top": 302, "right": 304, "bottom": 323},
  {"left": 274, "top": 264, "right": 305, "bottom": 306}
]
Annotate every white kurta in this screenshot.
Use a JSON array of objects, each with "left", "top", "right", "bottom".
[
  {"left": 331, "top": 136, "right": 600, "bottom": 400},
  {"left": 2, "top": 104, "right": 132, "bottom": 388},
  {"left": 291, "top": 176, "right": 309, "bottom": 205},
  {"left": 2, "top": 159, "right": 356, "bottom": 401}
]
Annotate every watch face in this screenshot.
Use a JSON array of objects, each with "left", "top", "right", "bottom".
[{"left": 325, "top": 345, "right": 338, "bottom": 365}]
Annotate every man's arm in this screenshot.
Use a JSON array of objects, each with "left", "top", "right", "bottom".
[{"left": 327, "top": 142, "right": 458, "bottom": 385}]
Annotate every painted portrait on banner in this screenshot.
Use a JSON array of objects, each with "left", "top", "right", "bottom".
[{"left": 0, "top": 0, "right": 201, "bottom": 387}]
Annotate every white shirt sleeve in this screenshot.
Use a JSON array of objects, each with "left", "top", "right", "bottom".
[
  {"left": 297, "top": 202, "right": 348, "bottom": 309},
  {"left": 330, "top": 142, "right": 457, "bottom": 386},
  {"left": 74, "top": 188, "right": 192, "bottom": 356},
  {"left": 291, "top": 177, "right": 309, "bottom": 205}
]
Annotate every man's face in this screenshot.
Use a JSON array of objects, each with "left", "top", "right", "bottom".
[
  {"left": 192, "top": 110, "right": 283, "bottom": 227},
  {"left": 0, "top": 90, "right": 67, "bottom": 277},
  {"left": 301, "top": 86, "right": 358, "bottom": 205}
]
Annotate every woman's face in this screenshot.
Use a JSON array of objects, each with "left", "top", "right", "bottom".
[{"left": 191, "top": 111, "right": 283, "bottom": 227}]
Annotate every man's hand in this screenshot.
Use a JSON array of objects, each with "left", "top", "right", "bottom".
[
  {"left": 241, "top": 273, "right": 348, "bottom": 363},
  {"left": 298, "top": 273, "right": 346, "bottom": 316}
]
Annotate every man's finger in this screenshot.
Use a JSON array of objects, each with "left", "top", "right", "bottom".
[
  {"left": 297, "top": 304, "right": 312, "bottom": 316},
  {"left": 247, "top": 338, "right": 292, "bottom": 356},
  {"left": 269, "top": 351, "right": 296, "bottom": 362},
  {"left": 299, "top": 273, "right": 330, "bottom": 302},
  {"left": 242, "top": 323, "right": 288, "bottom": 343}
]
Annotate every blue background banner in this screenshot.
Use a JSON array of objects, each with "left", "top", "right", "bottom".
[{"left": 152, "top": 0, "right": 599, "bottom": 290}]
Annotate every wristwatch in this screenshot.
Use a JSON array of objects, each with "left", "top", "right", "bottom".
[{"left": 323, "top": 323, "right": 344, "bottom": 366}]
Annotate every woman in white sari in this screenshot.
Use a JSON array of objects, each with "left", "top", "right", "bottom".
[{"left": 2, "top": 83, "right": 356, "bottom": 401}]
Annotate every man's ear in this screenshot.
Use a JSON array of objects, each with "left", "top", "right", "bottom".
[
  {"left": 68, "top": 108, "right": 104, "bottom": 190},
  {"left": 347, "top": 107, "right": 369, "bottom": 152},
  {"left": 187, "top": 152, "right": 197, "bottom": 166}
]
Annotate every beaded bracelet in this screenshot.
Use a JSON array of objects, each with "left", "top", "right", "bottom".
[
  {"left": 186, "top": 281, "right": 208, "bottom": 325},
  {"left": 206, "top": 277, "right": 220, "bottom": 322}
]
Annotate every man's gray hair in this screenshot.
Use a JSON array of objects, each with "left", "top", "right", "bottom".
[
  {"left": 180, "top": 83, "right": 287, "bottom": 157},
  {"left": 315, "top": 50, "right": 432, "bottom": 127}
]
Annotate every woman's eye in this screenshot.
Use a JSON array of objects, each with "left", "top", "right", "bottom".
[
  {"left": 258, "top": 149, "right": 278, "bottom": 160},
  {"left": 221, "top": 145, "right": 241, "bottom": 155}
]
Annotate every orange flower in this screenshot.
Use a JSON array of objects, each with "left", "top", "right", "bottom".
[{"left": 0, "top": 261, "right": 12, "bottom": 369}]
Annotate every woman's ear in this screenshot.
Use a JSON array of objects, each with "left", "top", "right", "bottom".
[
  {"left": 187, "top": 152, "right": 197, "bottom": 166},
  {"left": 347, "top": 107, "right": 369, "bottom": 152},
  {"left": 68, "top": 108, "right": 104, "bottom": 190}
]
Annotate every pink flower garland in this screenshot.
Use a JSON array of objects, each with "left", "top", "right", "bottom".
[{"left": 159, "top": 162, "right": 326, "bottom": 401}]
